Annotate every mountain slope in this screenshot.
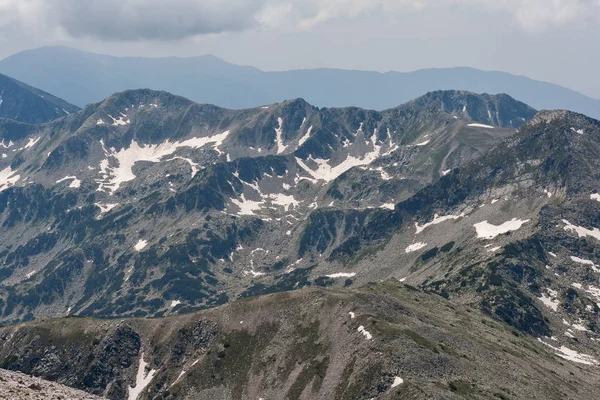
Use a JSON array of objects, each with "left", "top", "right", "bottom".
[
  {"left": 0, "top": 368, "right": 101, "bottom": 399},
  {"left": 1, "top": 282, "right": 599, "bottom": 400},
  {"left": 0, "top": 89, "right": 532, "bottom": 325},
  {"left": 294, "top": 109, "right": 600, "bottom": 358},
  {"left": 0, "top": 46, "right": 598, "bottom": 118},
  {"left": 0, "top": 74, "right": 79, "bottom": 124}
]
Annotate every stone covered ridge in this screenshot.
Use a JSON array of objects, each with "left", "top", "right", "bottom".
[{"left": 0, "top": 368, "right": 101, "bottom": 399}]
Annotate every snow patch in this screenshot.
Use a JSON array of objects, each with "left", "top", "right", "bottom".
[
  {"left": 570, "top": 256, "right": 598, "bottom": 271},
  {"left": 295, "top": 132, "right": 382, "bottom": 182},
  {"left": 349, "top": 312, "right": 355, "bottom": 319},
  {"left": 128, "top": 354, "right": 157, "bottom": 400},
  {"left": 570, "top": 127, "right": 584, "bottom": 135},
  {"left": 170, "top": 300, "right": 181, "bottom": 308},
  {"left": 231, "top": 194, "right": 264, "bottom": 216},
  {"left": 415, "top": 213, "right": 463, "bottom": 234},
  {"left": 275, "top": 117, "right": 287, "bottom": 154},
  {"left": 97, "top": 131, "right": 230, "bottom": 194},
  {"left": 563, "top": 220, "right": 600, "bottom": 242},
  {"left": 0, "top": 166, "right": 20, "bottom": 192},
  {"left": 538, "top": 339, "right": 597, "bottom": 365},
  {"left": 358, "top": 326, "right": 373, "bottom": 340},
  {"left": 415, "top": 140, "right": 430, "bottom": 146},
  {"left": 442, "top": 169, "right": 451, "bottom": 176},
  {"left": 134, "top": 240, "right": 148, "bottom": 252},
  {"left": 391, "top": 376, "right": 404, "bottom": 388},
  {"left": 298, "top": 126, "right": 313, "bottom": 147},
  {"left": 56, "top": 176, "right": 81, "bottom": 188},
  {"left": 22, "top": 137, "right": 40, "bottom": 149},
  {"left": 467, "top": 123, "right": 495, "bottom": 129},
  {"left": 474, "top": 219, "right": 529, "bottom": 240},
  {"left": 539, "top": 288, "right": 560, "bottom": 312},
  {"left": 95, "top": 203, "right": 119, "bottom": 214},
  {"left": 326, "top": 272, "right": 356, "bottom": 278},
  {"left": 405, "top": 242, "right": 427, "bottom": 253},
  {"left": 267, "top": 193, "right": 299, "bottom": 212}
]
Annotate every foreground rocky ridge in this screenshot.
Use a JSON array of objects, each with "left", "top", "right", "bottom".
[
  {"left": 1, "top": 282, "right": 599, "bottom": 400},
  {"left": 0, "top": 367, "right": 101, "bottom": 399}
]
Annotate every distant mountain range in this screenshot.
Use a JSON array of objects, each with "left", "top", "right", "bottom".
[
  {"left": 0, "top": 73, "right": 79, "bottom": 124},
  {"left": 1, "top": 46, "right": 599, "bottom": 119}
]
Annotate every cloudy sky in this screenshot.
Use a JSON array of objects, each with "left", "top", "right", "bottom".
[{"left": 0, "top": 0, "right": 599, "bottom": 98}]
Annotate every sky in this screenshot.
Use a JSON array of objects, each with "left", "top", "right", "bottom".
[{"left": 0, "top": 0, "right": 599, "bottom": 98}]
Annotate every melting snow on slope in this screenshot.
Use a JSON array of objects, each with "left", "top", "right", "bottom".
[
  {"left": 415, "top": 213, "right": 464, "bottom": 234},
  {"left": 95, "top": 203, "right": 119, "bottom": 214},
  {"left": 231, "top": 194, "right": 264, "bottom": 216},
  {"left": 405, "top": 242, "right": 427, "bottom": 253},
  {"left": 539, "top": 288, "right": 560, "bottom": 312},
  {"left": 473, "top": 219, "right": 529, "bottom": 240},
  {"left": 170, "top": 300, "right": 181, "bottom": 308},
  {"left": 128, "top": 354, "right": 157, "bottom": 400},
  {"left": 467, "top": 123, "right": 494, "bottom": 129},
  {"left": 415, "top": 140, "right": 430, "bottom": 146},
  {"left": 275, "top": 117, "right": 288, "bottom": 154},
  {"left": 442, "top": 169, "right": 451, "bottom": 176},
  {"left": 134, "top": 240, "right": 148, "bottom": 252},
  {"left": 56, "top": 176, "right": 81, "bottom": 188},
  {"left": 267, "top": 193, "right": 299, "bottom": 212},
  {"left": 0, "top": 166, "right": 20, "bottom": 192},
  {"left": 391, "top": 376, "right": 404, "bottom": 388},
  {"left": 562, "top": 220, "right": 600, "bottom": 242},
  {"left": 358, "top": 326, "right": 373, "bottom": 340},
  {"left": 570, "top": 256, "right": 599, "bottom": 271},
  {"left": 295, "top": 132, "right": 382, "bottom": 182},
  {"left": 570, "top": 127, "right": 584, "bottom": 135},
  {"left": 538, "top": 339, "right": 597, "bottom": 365},
  {"left": 326, "top": 272, "right": 356, "bottom": 278},
  {"left": 22, "top": 137, "right": 41, "bottom": 149},
  {"left": 380, "top": 203, "right": 395, "bottom": 210},
  {"left": 110, "top": 114, "right": 130, "bottom": 126},
  {"left": 298, "top": 126, "right": 313, "bottom": 147},
  {"left": 591, "top": 193, "right": 600, "bottom": 202},
  {"left": 349, "top": 312, "right": 356, "bottom": 319},
  {"left": 97, "top": 131, "right": 230, "bottom": 193}
]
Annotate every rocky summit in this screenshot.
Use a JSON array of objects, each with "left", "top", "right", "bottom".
[{"left": 1, "top": 84, "right": 600, "bottom": 399}]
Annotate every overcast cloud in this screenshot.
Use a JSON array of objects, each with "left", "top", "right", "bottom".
[
  {"left": 0, "top": 0, "right": 598, "bottom": 98},
  {"left": 1, "top": 0, "right": 599, "bottom": 40}
]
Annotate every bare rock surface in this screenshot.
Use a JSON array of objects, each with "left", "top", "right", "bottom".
[{"left": 0, "top": 368, "right": 101, "bottom": 399}]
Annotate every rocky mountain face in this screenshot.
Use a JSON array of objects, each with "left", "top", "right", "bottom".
[
  {"left": 1, "top": 282, "right": 599, "bottom": 400},
  {"left": 4, "top": 84, "right": 600, "bottom": 398},
  {"left": 0, "top": 89, "right": 531, "bottom": 326},
  {"left": 0, "top": 74, "right": 79, "bottom": 124}
]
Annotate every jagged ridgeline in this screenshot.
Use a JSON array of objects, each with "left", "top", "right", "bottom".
[
  {"left": 0, "top": 89, "right": 533, "bottom": 323},
  {"left": 1, "top": 82, "right": 600, "bottom": 399}
]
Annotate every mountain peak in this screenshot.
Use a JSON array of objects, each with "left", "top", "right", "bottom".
[{"left": 405, "top": 89, "right": 537, "bottom": 128}]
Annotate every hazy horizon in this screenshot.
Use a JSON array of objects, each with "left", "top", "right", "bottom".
[
  {"left": 3, "top": 44, "right": 598, "bottom": 102},
  {"left": 1, "top": 1, "right": 599, "bottom": 99}
]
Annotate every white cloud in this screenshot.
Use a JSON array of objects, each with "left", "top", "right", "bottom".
[{"left": 0, "top": 0, "right": 598, "bottom": 41}]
